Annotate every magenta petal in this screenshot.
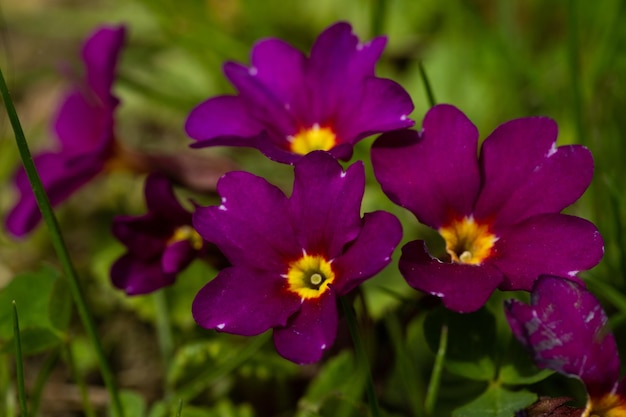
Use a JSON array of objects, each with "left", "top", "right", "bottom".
[
  {"left": 112, "top": 214, "right": 169, "bottom": 257},
  {"left": 372, "top": 105, "right": 480, "bottom": 228},
  {"left": 82, "top": 25, "right": 126, "bottom": 102},
  {"left": 192, "top": 267, "right": 301, "bottom": 336},
  {"left": 162, "top": 240, "right": 196, "bottom": 275},
  {"left": 492, "top": 213, "right": 604, "bottom": 290},
  {"left": 289, "top": 151, "right": 364, "bottom": 256},
  {"left": 5, "top": 151, "right": 104, "bottom": 237},
  {"left": 54, "top": 90, "right": 113, "bottom": 151},
  {"left": 337, "top": 78, "right": 414, "bottom": 143},
  {"left": 144, "top": 173, "right": 191, "bottom": 221},
  {"left": 273, "top": 290, "right": 338, "bottom": 364},
  {"left": 250, "top": 38, "right": 306, "bottom": 110},
  {"left": 185, "top": 95, "right": 265, "bottom": 141},
  {"left": 399, "top": 240, "right": 503, "bottom": 313},
  {"left": 111, "top": 254, "right": 175, "bottom": 295},
  {"left": 193, "top": 171, "right": 300, "bottom": 270},
  {"left": 505, "top": 276, "right": 620, "bottom": 397},
  {"left": 485, "top": 144, "right": 594, "bottom": 226},
  {"left": 332, "top": 211, "right": 402, "bottom": 295}
]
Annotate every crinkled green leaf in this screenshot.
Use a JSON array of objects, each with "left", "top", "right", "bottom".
[
  {"left": 499, "top": 338, "right": 554, "bottom": 385},
  {"left": 108, "top": 390, "right": 146, "bottom": 417},
  {"left": 452, "top": 385, "right": 537, "bottom": 417},
  {"left": 424, "top": 306, "right": 496, "bottom": 381},
  {"left": 0, "top": 266, "right": 68, "bottom": 354}
]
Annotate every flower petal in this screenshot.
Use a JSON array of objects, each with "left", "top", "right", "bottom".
[
  {"left": 192, "top": 267, "right": 301, "bottom": 336},
  {"left": 372, "top": 104, "right": 480, "bottom": 228},
  {"left": 82, "top": 25, "right": 126, "bottom": 103},
  {"left": 273, "top": 289, "right": 338, "bottom": 364},
  {"left": 484, "top": 144, "right": 593, "bottom": 226},
  {"left": 474, "top": 117, "right": 558, "bottom": 223},
  {"left": 54, "top": 90, "right": 113, "bottom": 151},
  {"left": 289, "top": 151, "right": 364, "bottom": 257},
  {"left": 399, "top": 240, "right": 503, "bottom": 313},
  {"left": 111, "top": 253, "right": 175, "bottom": 295},
  {"left": 144, "top": 173, "right": 191, "bottom": 221},
  {"left": 336, "top": 77, "right": 414, "bottom": 144},
  {"left": 193, "top": 171, "right": 300, "bottom": 270},
  {"left": 162, "top": 240, "right": 197, "bottom": 275},
  {"left": 5, "top": 151, "right": 104, "bottom": 237},
  {"left": 332, "top": 211, "right": 402, "bottom": 295},
  {"left": 111, "top": 213, "right": 169, "bottom": 258},
  {"left": 492, "top": 213, "right": 604, "bottom": 290},
  {"left": 185, "top": 95, "right": 265, "bottom": 142},
  {"left": 505, "top": 276, "right": 620, "bottom": 397}
]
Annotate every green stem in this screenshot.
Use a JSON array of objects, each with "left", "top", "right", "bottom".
[
  {"left": 12, "top": 302, "right": 28, "bottom": 417},
  {"left": 418, "top": 62, "right": 437, "bottom": 107},
  {"left": 567, "top": 0, "right": 585, "bottom": 146},
  {"left": 29, "top": 348, "right": 60, "bottom": 417},
  {"left": 424, "top": 325, "right": 448, "bottom": 417},
  {"left": 339, "top": 297, "right": 381, "bottom": 417},
  {"left": 174, "top": 399, "right": 183, "bottom": 417},
  {"left": 154, "top": 291, "right": 174, "bottom": 396},
  {"left": 0, "top": 67, "right": 125, "bottom": 417},
  {"left": 371, "top": 0, "right": 388, "bottom": 37},
  {"left": 64, "top": 342, "right": 97, "bottom": 417}
]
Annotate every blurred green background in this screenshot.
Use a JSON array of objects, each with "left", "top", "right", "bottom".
[{"left": 1, "top": 0, "right": 625, "bottom": 416}]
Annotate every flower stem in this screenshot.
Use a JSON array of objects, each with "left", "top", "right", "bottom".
[
  {"left": 0, "top": 66, "right": 125, "bottom": 417},
  {"left": 424, "top": 324, "right": 448, "bottom": 417},
  {"left": 567, "top": 0, "right": 586, "bottom": 146},
  {"left": 12, "top": 302, "right": 28, "bottom": 417},
  {"left": 29, "top": 348, "right": 60, "bottom": 417},
  {"left": 418, "top": 62, "right": 437, "bottom": 107},
  {"left": 371, "top": 0, "right": 389, "bottom": 36},
  {"left": 154, "top": 290, "right": 174, "bottom": 396},
  {"left": 339, "top": 296, "right": 381, "bottom": 417}
]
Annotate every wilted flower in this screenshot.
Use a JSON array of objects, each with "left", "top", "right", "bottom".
[
  {"left": 185, "top": 22, "right": 414, "bottom": 164},
  {"left": 191, "top": 151, "right": 402, "bottom": 363},
  {"left": 371, "top": 104, "right": 603, "bottom": 312},
  {"left": 506, "top": 276, "right": 626, "bottom": 417},
  {"left": 6, "top": 25, "right": 131, "bottom": 237},
  {"left": 111, "top": 173, "right": 207, "bottom": 295}
]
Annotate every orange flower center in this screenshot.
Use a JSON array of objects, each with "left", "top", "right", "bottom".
[
  {"left": 289, "top": 124, "right": 337, "bottom": 155},
  {"left": 584, "top": 393, "right": 626, "bottom": 417},
  {"left": 286, "top": 253, "right": 335, "bottom": 300},
  {"left": 438, "top": 216, "right": 498, "bottom": 265},
  {"left": 168, "top": 225, "right": 203, "bottom": 250}
]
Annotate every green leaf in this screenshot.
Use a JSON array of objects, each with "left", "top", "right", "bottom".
[
  {"left": 498, "top": 338, "right": 554, "bottom": 385},
  {"left": 453, "top": 385, "right": 537, "bottom": 417},
  {"left": 0, "top": 266, "right": 68, "bottom": 354},
  {"left": 108, "top": 390, "right": 146, "bottom": 417},
  {"left": 424, "top": 306, "right": 496, "bottom": 381}
]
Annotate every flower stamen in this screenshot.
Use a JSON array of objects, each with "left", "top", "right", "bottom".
[
  {"left": 439, "top": 216, "right": 498, "bottom": 265},
  {"left": 168, "top": 225, "right": 203, "bottom": 250},
  {"left": 286, "top": 254, "right": 335, "bottom": 299},
  {"left": 288, "top": 124, "right": 337, "bottom": 155}
]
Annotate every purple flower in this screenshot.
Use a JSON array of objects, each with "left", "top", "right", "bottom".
[
  {"left": 185, "top": 22, "right": 414, "bottom": 164},
  {"left": 371, "top": 104, "right": 604, "bottom": 312},
  {"left": 505, "top": 276, "right": 626, "bottom": 416},
  {"left": 191, "top": 151, "right": 402, "bottom": 364},
  {"left": 111, "top": 173, "right": 206, "bottom": 295},
  {"left": 6, "top": 25, "right": 131, "bottom": 237}
]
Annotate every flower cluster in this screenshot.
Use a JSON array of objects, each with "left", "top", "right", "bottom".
[{"left": 5, "top": 21, "right": 611, "bottom": 406}]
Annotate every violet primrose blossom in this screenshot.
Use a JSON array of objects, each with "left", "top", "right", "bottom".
[
  {"left": 191, "top": 151, "right": 402, "bottom": 364},
  {"left": 185, "top": 22, "right": 414, "bottom": 164},
  {"left": 371, "top": 104, "right": 604, "bottom": 312},
  {"left": 111, "top": 173, "right": 205, "bottom": 295},
  {"left": 505, "top": 276, "right": 626, "bottom": 417},
  {"left": 6, "top": 25, "right": 131, "bottom": 237}
]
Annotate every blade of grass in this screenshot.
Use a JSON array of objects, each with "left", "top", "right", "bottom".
[
  {"left": 154, "top": 291, "right": 174, "bottom": 397},
  {"left": 371, "top": 0, "right": 388, "bottom": 37},
  {"left": 340, "top": 296, "right": 381, "bottom": 417},
  {"left": 174, "top": 399, "right": 183, "bottom": 417},
  {"left": 418, "top": 62, "right": 436, "bottom": 107},
  {"left": 424, "top": 324, "right": 448, "bottom": 417},
  {"left": 29, "top": 348, "right": 60, "bottom": 417},
  {"left": 12, "top": 301, "right": 28, "bottom": 417},
  {"left": 0, "top": 66, "right": 125, "bottom": 417}
]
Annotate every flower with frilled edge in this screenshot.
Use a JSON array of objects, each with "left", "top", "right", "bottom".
[
  {"left": 191, "top": 151, "right": 402, "bottom": 364},
  {"left": 5, "top": 25, "right": 131, "bottom": 237},
  {"left": 371, "top": 104, "right": 603, "bottom": 312},
  {"left": 111, "top": 173, "right": 211, "bottom": 295},
  {"left": 185, "top": 21, "right": 414, "bottom": 164},
  {"left": 506, "top": 276, "right": 626, "bottom": 417}
]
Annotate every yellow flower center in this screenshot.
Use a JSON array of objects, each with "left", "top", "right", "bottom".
[
  {"left": 286, "top": 253, "right": 335, "bottom": 300},
  {"left": 438, "top": 216, "right": 498, "bottom": 265},
  {"left": 584, "top": 393, "right": 626, "bottom": 417},
  {"left": 289, "top": 124, "right": 337, "bottom": 155},
  {"left": 168, "top": 225, "right": 203, "bottom": 250}
]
